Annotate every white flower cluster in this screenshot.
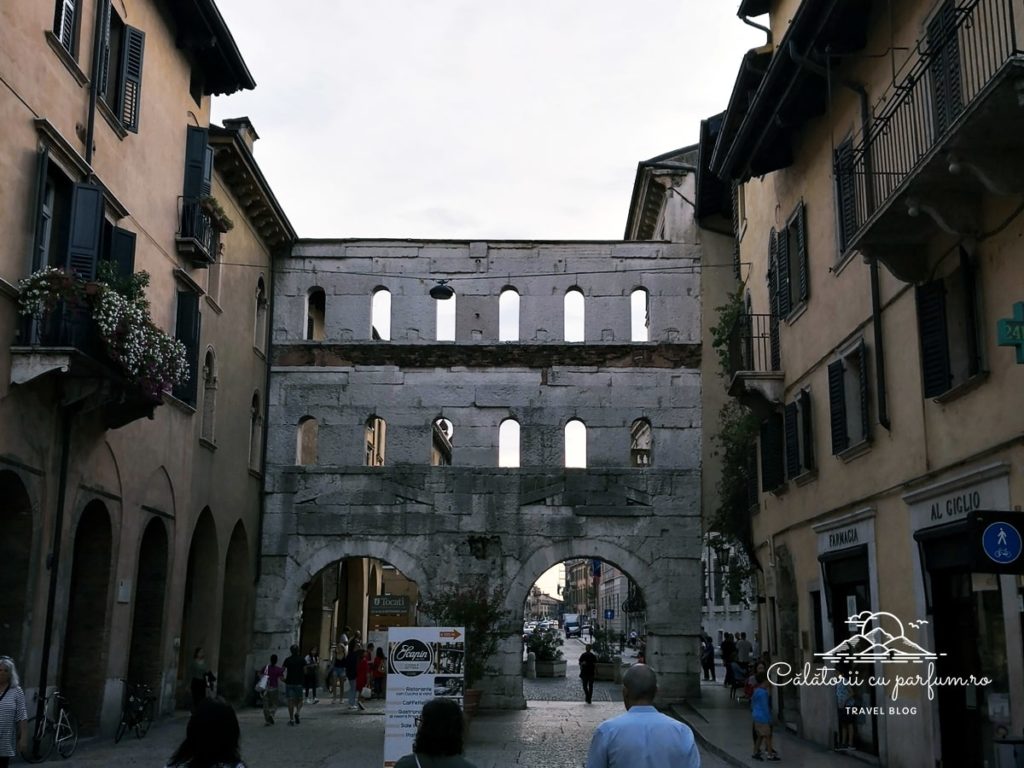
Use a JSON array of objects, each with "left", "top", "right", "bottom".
[{"left": 17, "top": 266, "right": 72, "bottom": 317}]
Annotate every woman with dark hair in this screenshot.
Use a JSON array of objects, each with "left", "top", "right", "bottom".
[
  {"left": 167, "top": 698, "right": 245, "bottom": 768},
  {"left": 395, "top": 698, "right": 477, "bottom": 768},
  {"left": 372, "top": 646, "right": 387, "bottom": 698}
]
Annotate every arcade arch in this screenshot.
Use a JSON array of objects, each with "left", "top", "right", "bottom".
[
  {"left": 178, "top": 508, "right": 218, "bottom": 705},
  {"left": 218, "top": 521, "right": 252, "bottom": 700},
  {"left": 127, "top": 517, "right": 169, "bottom": 690},
  {"left": 0, "top": 471, "right": 33, "bottom": 664}
]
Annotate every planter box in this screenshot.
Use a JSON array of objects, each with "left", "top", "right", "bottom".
[
  {"left": 535, "top": 659, "right": 566, "bottom": 678},
  {"left": 595, "top": 662, "right": 617, "bottom": 681}
]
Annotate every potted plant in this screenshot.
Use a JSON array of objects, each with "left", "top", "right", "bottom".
[
  {"left": 591, "top": 627, "right": 618, "bottom": 681},
  {"left": 527, "top": 628, "right": 566, "bottom": 677},
  {"left": 418, "top": 578, "right": 509, "bottom": 715}
]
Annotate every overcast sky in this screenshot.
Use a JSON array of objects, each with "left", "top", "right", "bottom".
[{"left": 210, "top": 1, "right": 764, "bottom": 241}]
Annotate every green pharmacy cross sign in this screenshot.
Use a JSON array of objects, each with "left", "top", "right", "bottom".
[{"left": 997, "top": 302, "right": 1024, "bottom": 364}]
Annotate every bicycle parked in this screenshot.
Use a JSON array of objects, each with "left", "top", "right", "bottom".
[
  {"left": 115, "top": 679, "right": 156, "bottom": 742},
  {"left": 20, "top": 689, "right": 78, "bottom": 763}
]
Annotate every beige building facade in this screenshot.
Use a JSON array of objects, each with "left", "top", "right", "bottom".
[
  {"left": 712, "top": 1, "right": 1024, "bottom": 765},
  {"left": 0, "top": 0, "right": 293, "bottom": 734}
]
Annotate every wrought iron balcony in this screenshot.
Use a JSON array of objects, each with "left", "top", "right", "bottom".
[
  {"left": 726, "top": 313, "right": 784, "bottom": 417},
  {"left": 175, "top": 197, "right": 219, "bottom": 266},
  {"left": 840, "top": 0, "right": 1024, "bottom": 280}
]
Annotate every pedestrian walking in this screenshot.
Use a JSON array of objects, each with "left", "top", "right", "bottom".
[
  {"left": 282, "top": 644, "right": 306, "bottom": 725},
  {"left": 356, "top": 647, "right": 371, "bottom": 703},
  {"left": 720, "top": 633, "right": 736, "bottom": 687},
  {"left": 344, "top": 640, "right": 364, "bottom": 711},
  {"left": 166, "top": 697, "right": 246, "bottom": 768},
  {"left": 394, "top": 697, "right": 477, "bottom": 768},
  {"left": 189, "top": 647, "right": 213, "bottom": 712},
  {"left": 585, "top": 664, "right": 700, "bottom": 768},
  {"left": 259, "top": 654, "right": 284, "bottom": 726},
  {"left": 372, "top": 646, "right": 387, "bottom": 698},
  {"left": 751, "top": 671, "right": 780, "bottom": 761},
  {"left": 578, "top": 644, "right": 597, "bottom": 704},
  {"left": 303, "top": 646, "right": 319, "bottom": 704},
  {"left": 834, "top": 663, "right": 856, "bottom": 751},
  {"left": 0, "top": 656, "right": 28, "bottom": 768},
  {"left": 736, "top": 632, "right": 753, "bottom": 668},
  {"left": 331, "top": 647, "right": 346, "bottom": 703},
  {"left": 700, "top": 633, "right": 716, "bottom": 681}
]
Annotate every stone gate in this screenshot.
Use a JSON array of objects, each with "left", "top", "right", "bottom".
[{"left": 254, "top": 238, "right": 705, "bottom": 706}]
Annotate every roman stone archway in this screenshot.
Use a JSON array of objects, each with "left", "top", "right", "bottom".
[{"left": 0, "top": 471, "right": 34, "bottom": 664}]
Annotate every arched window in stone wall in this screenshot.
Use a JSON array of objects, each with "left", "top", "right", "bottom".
[
  {"left": 564, "top": 288, "right": 585, "bottom": 342},
  {"left": 248, "top": 391, "right": 262, "bottom": 471},
  {"left": 436, "top": 292, "right": 456, "bottom": 341},
  {"left": 201, "top": 349, "right": 217, "bottom": 444},
  {"left": 431, "top": 418, "right": 453, "bottom": 466},
  {"left": 371, "top": 287, "right": 391, "bottom": 340},
  {"left": 254, "top": 277, "right": 268, "bottom": 351},
  {"left": 631, "top": 288, "right": 649, "bottom": 342},
  {"left": 365, "top": 416, "right": 387, "bottom": 466},
  {"left": 565, "top": 419, "right": 587, "bottom": 468},
  {"left": 499, "top": 418, "right": 520, "bottom": 468},
  {"left": 306, "top": 287, "right": 326, "bottom": 341},
  {"left": 631, "top": 418, "right": 653, "bottom": 466},
  {"left": 499, "top": 288, "right": 520, "bottom": 341},
  {"left": 296, "top": 416, "right": 318, "bottom": 465}
]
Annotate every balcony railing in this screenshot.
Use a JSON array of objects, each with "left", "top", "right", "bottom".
[
  {"left": 843, "top": 0, "right": 1020, "bottom": 246},
  {"left": 18, "top": 301, "right": 105, "bottom": 359},
  {"left": 176, "top": 197, "right": 218, "bottom": 265},
  {"left": 727, "top": 313, "right": 780, "bottom": 376}
]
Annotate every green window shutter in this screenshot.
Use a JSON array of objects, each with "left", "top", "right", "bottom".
[
  {"left": 857, "top": 340, "right": 870, "bottom": 441},
  {"left": 776, "top": 223, "right": 791, "bottom": 317},
  {"left": 928, "top": 1, "right": 963, "bottom": 135},
  {"left": 108, "top": 226, "right": 136, "bottom": 278},
  {"left": 783, "top": 401, "right": 800, "bottom": 479},
  {"left": 828, "top": 359, "right": 848, "bottom": 454},
  {"left": 174, "top": 291, "right": 201, "bottom": 405},
  {"left": 796, "top": 202, "right": 809, "bottom": 303},
  {"left": 66, "top": 183, "right": 104, "bottom": 280},
  {"left": 959, "top": 249, "right": 981, "bottom": 377},
  {"left": 799, "top": 389, "right": 815, "bottom": 472},
  {"left": 202, "top": 145, "right": 214, "bottom": 198},
  {"left": 54, "top": 0, "right": 76, "bottom": 52},
  {"left": 768, "top": 229, "right": 780, "bottom": 369},
  {"left": 760, "top": 413, "right": 784, "bottom": 493},
  {"left": 916, "top": 280, "right": 951, "bottom": 397},
  {"left": 31, "top": 147, "right": 51, "bottom": 272},
  {"left": 98, "top": 6, "right": 112, "bottom": 97},
  {"left": 834, "top": 140, "right": 857, "bottom": 251},
  {"left": 183, "top": 126, "right": 210, "bottom": 200},
  {"left": 118, "top": 26, "right": 144, "bottom": 132}
]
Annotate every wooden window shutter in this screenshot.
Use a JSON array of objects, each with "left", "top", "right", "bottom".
[
  {"left": 66, "top": 183, "right": 104, "bottom": 280},
  {"left": 54, "top": 0, "right": 76, "bottom": 52},
  {"left": 760, "top": 413, "right": 784, "bottom": 492},
  {"left": 960, "top": 248, "right": 981, "bottom": 377},
  {"left": 31, "top": 147, "right": 51, "bottom": 272},
  {"left": 828, "top": 359, "right": 848, "bottom": 454},
  {"left": 857, "top": 340, "right": 870, "bottom": 440},
  {"left": 776, "top": 222, "right": 791, "bottom": 317},
  {"left": 916, "top": 280, "right": 951, "bottom": 397},
  {"left": 799, "top": 389, "right": 815, "bottom": 472},
  {"left": 202, "top": 145, "right": 214, "bottom": 198},
  {"left": 768, "top": 229, "right": 781, "bottom": 369},
  {"left": 182, "top": 126, "right": 210, "bottom": 200},
  {"left": 834, "top": 140, "right": 857, "bottom": 251},
  {"left": 796, "top": 202, "right": 809, "bottom": 303},
  {"left": 174, "top": 291, "right": 202, "bottom": 405},
  {"left": 783, "top": 401, "right": 800, "bottom": 479},
  {"left": 98, "top": 6, "right": 112, "bottom": 97},
  {"left": 928, "top": 1, "right": 963, "bottom": 135},
  {"left": 108, "top": 227, "right": 136, "bottom": 278},
  {"left": 118, "top": 26, "right": 145, "bottom": 132}
]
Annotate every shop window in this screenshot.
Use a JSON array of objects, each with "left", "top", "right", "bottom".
[
  {"left": 306, "top": 287, "right": 326, "bottom": 341},
  {"left": 99, "top": 5, "right": 145, "bottom": 133},
  {"left": 173, "top": 291, "right": 201, "bottom": 406},
  {"left": 499, "top": 288, "right": 519, "bottom": 341},
  {"left": 296, "top": 417, "right": 318, "bottom": 465},
  {"left": 371, "top": 288, "right": 391, "bottom": 340},
  {"left": 200, "top": 349, "right": 217, "bottom": 444},
  {"left": 565, "top": 419, "right": 587, "bottom": 468},
  {"left": 53, "top": 0, "right": 79, "bottom": 56},
  {"left": 630, "top": 418, "right": 652, "bottom": 467},
  {"left": 248, "top": 392, "right": 262, "bottom": 471},
  {"left": 436, "top": 292, "right": 456, "bottom": 341},
  {"left": 253, "top": 278, "right": 267, "bottom": 352},
  {"left": 498, "top": 419, "right": 520, "bottom": 468},
  {"left": 365, "top": 416, "right": 386, "bottom": 466},
  {"left": 828, "top": 340, "right": 870, "bottom": 454},
  {"left": 564, "top": 288, "right": 585, "bottom": 342},
  {"left": 916, "top": 248, "right": 982, "bottom": 398},
  {"left": 630, "top": 288, "right": 649, "bottom": 342},
  {"left": 431, "top": 418, "right": 453, "bottom": 466},
  {"left": 784, "top": 390, "right": 815, "bottom": 479},
  {"left": 759, "top": 411, "right": 784, "bottom": 492}
]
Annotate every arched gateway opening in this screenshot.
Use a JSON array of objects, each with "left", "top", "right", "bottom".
[
  {"left": 127, "top": 518, "right": 169, "bottom": 690},
  {"left": 0, "top": 471, "right": 33, "bottom": 664},
  {"left": 178, "top": 508, "right": 218, "bottom": 707},
  {"left": 217, "top": 522, "right": 252, "bottom": 701},
  {"left": 522, "top": 558, "right": 647, "bottom": 704}
]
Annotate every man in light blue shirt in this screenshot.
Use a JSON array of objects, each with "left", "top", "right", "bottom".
[{"left": 586, "top": 664, "right": 701, "bottom": 768}]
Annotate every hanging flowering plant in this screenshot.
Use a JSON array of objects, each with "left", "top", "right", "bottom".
[{"left": 17, "top": 265, "right": 189, "bottom": 399}]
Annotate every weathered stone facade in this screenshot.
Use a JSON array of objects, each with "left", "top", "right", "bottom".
[{"left": 256, "top": 239, "right": 705, "bottom": 706}]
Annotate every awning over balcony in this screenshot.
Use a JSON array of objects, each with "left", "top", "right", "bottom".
[{"left": 711, "top": 0, "right": 871, "bottom": 182}]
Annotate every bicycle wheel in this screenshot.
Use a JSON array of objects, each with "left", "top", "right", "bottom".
[
  {"left": 56, "top": 710, "right": 78, "bottom": 758},
  {"left": 20, "top": 717, "right": 55, "bottom": 763},
  {"left": 114, "top": 712, "right": 130, "bottom": 743},
  {"left": 135, "top": 700, "right": 154, "bottom": 738}
]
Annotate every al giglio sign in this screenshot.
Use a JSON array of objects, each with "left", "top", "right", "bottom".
[{"left": 767, "top": 610, "right": 992, "bottom": 717}]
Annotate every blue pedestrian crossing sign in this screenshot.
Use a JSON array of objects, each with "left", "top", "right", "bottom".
[{"left": 970, "top": 511, "right": 1024, "bottom": 573}]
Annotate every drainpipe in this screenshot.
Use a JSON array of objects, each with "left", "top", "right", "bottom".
[
  {"left": 31, "top": 401, "right": 79, "bottom": 758},
  {"left": 738, "top": 12, "right": 772, "bottom": 44},
  {"left": 84, "top": 0, "right": 109, "bottom": 167},
  {"left": 255, "top": 246, "right": 278, "bottom": 581}
]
